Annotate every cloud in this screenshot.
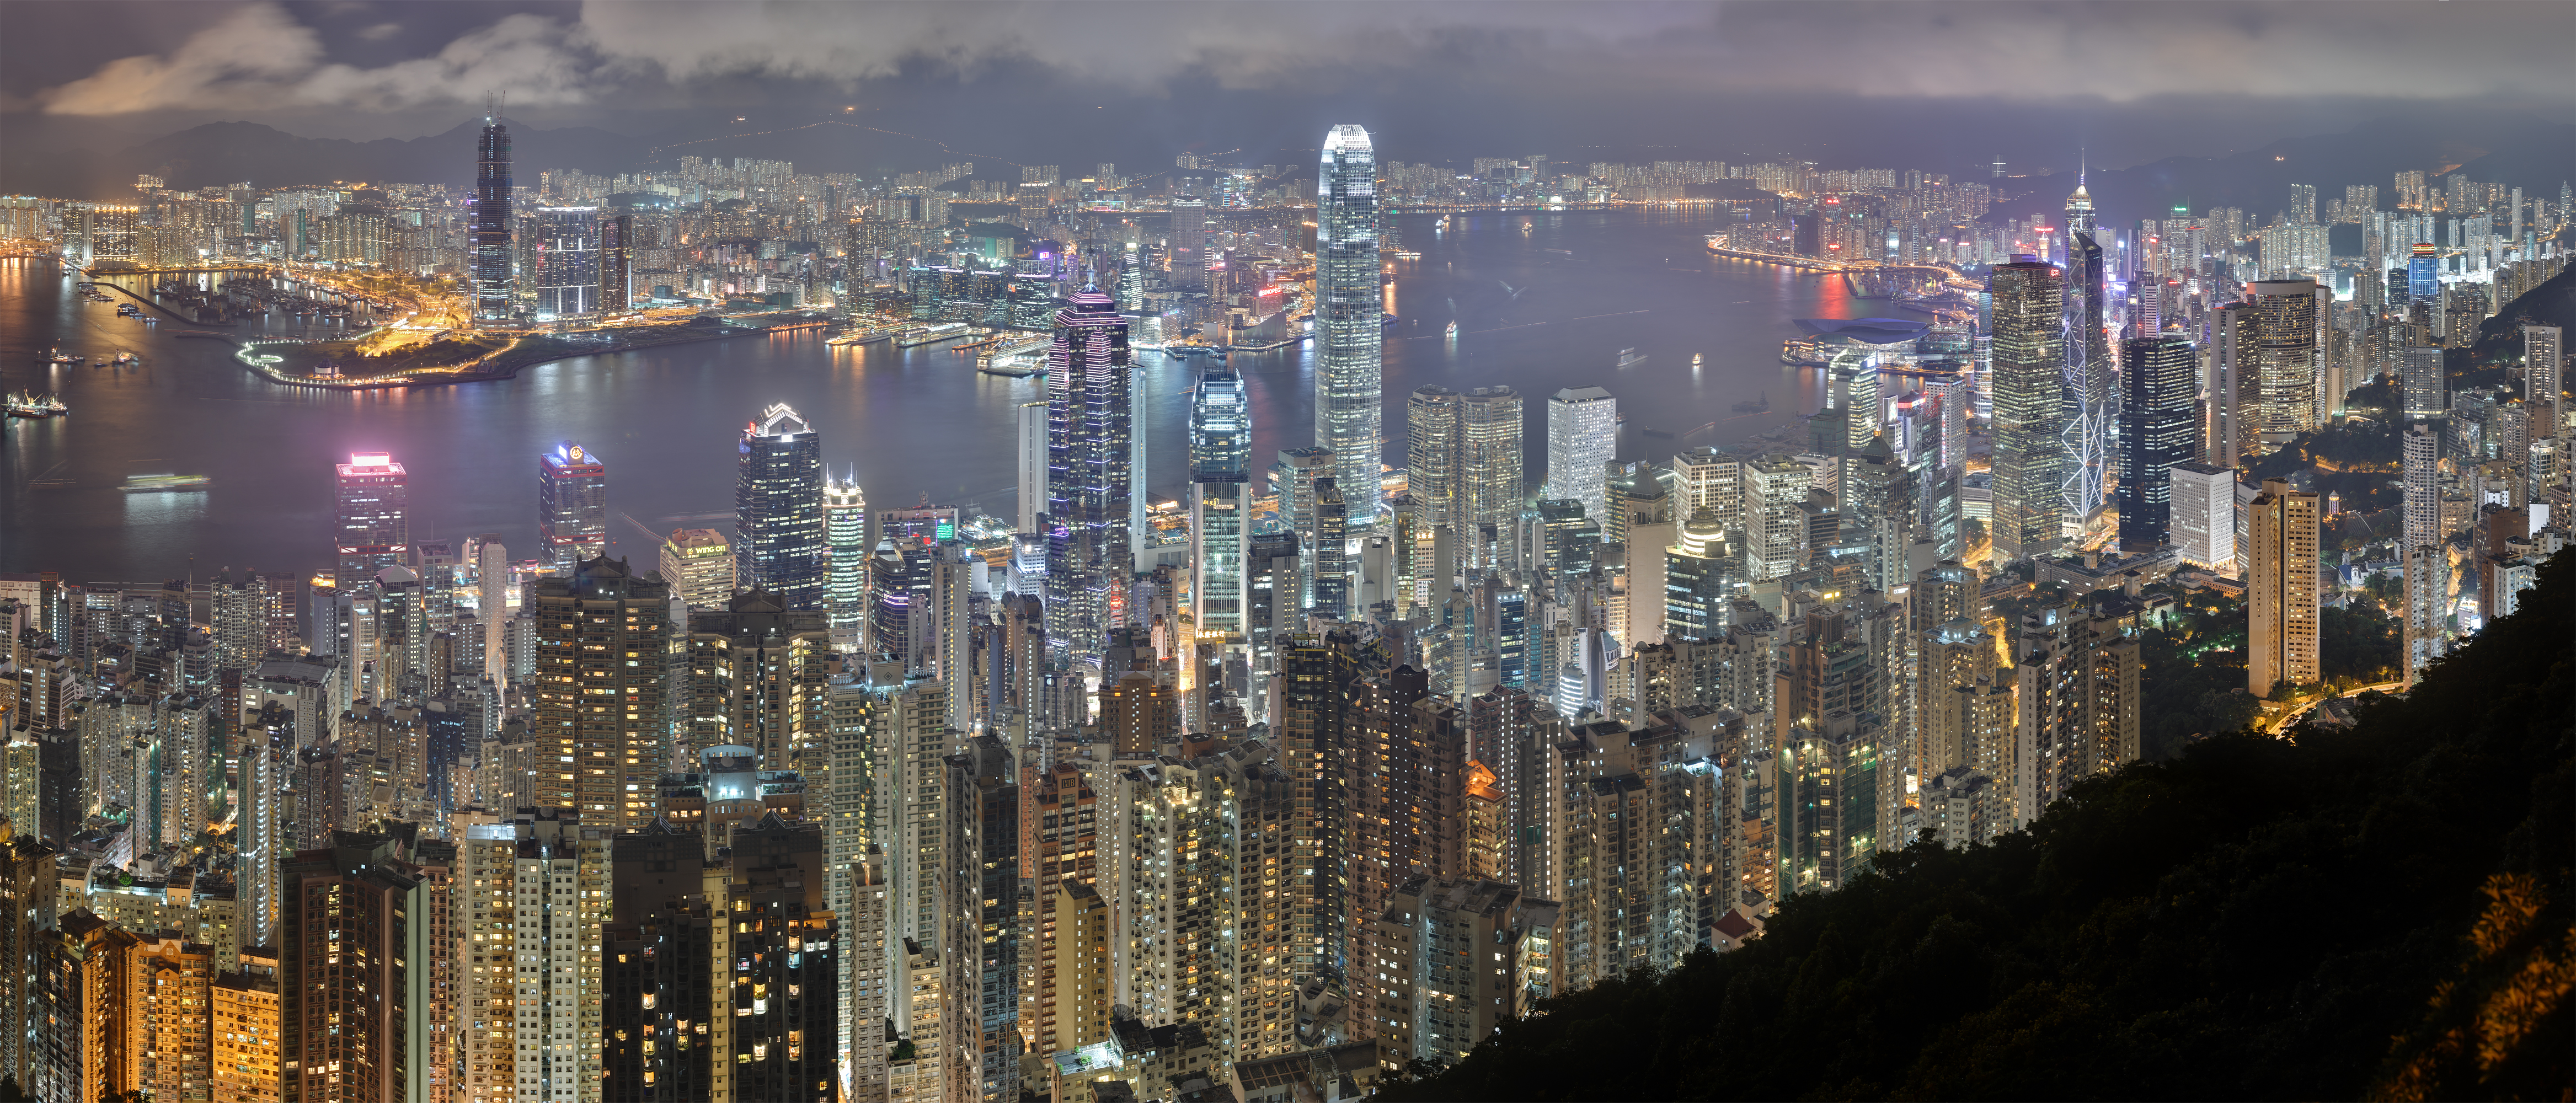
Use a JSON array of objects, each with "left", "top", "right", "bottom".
[{"left": 30, "top": 0, "right": 2576, "bottom": 117}]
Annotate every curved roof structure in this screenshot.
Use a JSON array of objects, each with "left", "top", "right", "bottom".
[{"left": 1793, "top": 317, "right": 1930, "bottom": 344}]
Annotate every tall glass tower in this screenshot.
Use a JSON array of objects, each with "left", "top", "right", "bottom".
[
  {"left": 1317, "top": 125, "right": 1383, "bottom": 524},
  {"left": 2117, "top": 335, "right": 2197, "bottom": 550},
  {"left": 1044, "top": 290, "right": 1132, "bottom": 664},
  {"left": 1988, "top": 259, "right": 2068, "bottom": 559},
  {"left": 533, "top": 206, "right": 600, "bottom": 318},
  {"left": 824, "top": 469, "right": 868, "bottom": 652},
  {"left": 1191, "top": 366, "right": 1250, "bottom": 636},
  {"left": 735, "top": 404, "right": 826, "bottom": 608},
  {"left": 2063, "top": 176, "right": 2110, "bottom": 537},
  {"left": 537, "top": 442, "right": 607, "bottom": 574},
  {"left": 334, "top": 452, "right": 409, "bottom": 588},
  {"left": 473, "top": 107, "right": 514, "bottom": 320}
]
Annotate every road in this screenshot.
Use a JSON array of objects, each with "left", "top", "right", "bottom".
[{"left": 2266, "top": 680, "right": 2404, "bottom": 735}]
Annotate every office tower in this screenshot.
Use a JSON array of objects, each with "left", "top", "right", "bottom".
[
  {"left": 1544, "top": 387, "right": 1617, "bottom": 523},
  {"left": 1987, "top": 260, "right": 2067, "bottom": 558},
  {"left": 2062, "top": 180, "right": 2112, "bottom": 531},
  {"left": 529, "top": 557, "right": 669, "bottom": 829},
  {"left": 2246, "top": 479, "right": 2322, "bottom": 697},
  {"left": 2168, "top": 463, "right": 2238, "bottom": 572},
  {"left": 1407, "top": 386, "right": 1462, "bottom": 529},
  {"left": 2408, "top": 243, "right": 2440, "bottom": 306},
  {"left": 1044, "top": 290, "right": 1134, "bottom": 665},
  {"left": 474, "top": 106, "right": 514, "bottom": 320},
  {"left": 333, "top": 452, "right": 409, "bottom": 588},
  {"left": 1273, "top": 447, "right": 1334, "bottom": 613},
  {"left": 1016, "top": 400, "right": 1048, "bottom": 533},
  {"left": 596, "top": 211, "right": 631, "bottom": 312},
  {"left": 1312, "top": 479, "right": 1350, "bottom": 619},
  {"left": 1663, "top": 518, "right": 1739, "bottom": 641},
  {"left": 824, "top": 469, "right": 868, "bottom": 652},
  {"left": 2119, "top": 335, "right": 2198, "bottom": 549},
  {"left": 1367, "top": 877, "right": 1559, "bottom": 1069},
  {"left": 1317, "top": 125, "right": 1385, "bottom": 522},
  {"left": 658, "top": 528, "right": 735, "bottom": 610},
  {"left": 1458, "top": 387, "right": 1527, "bottom": 540},
  {"left": 532, "top": 206, "right": 600, "bottom": 317},
  {"left": 686, "top": 591, "right": 831, "bottom": 772},
  {"left": 2246, "top": 280, "right": 2327, "bottom": 446},
  {"left": 1743, "top": 454, "right": 1810, "bottom": 581},
  {"left": 457, "top": 810, "right": 611, "bottom": 1103},
  {"left": 536, "top": 442, "right": 608, "bottom": 575},
  {"left": 736, "top": 404, "right": 827, "bottom": 608},
  {"left": 280, "top": 835, "right": 426, "bottom": 1103},
  {"left": 1191, "top": 367, "right": 1252, "bottom": 636}
]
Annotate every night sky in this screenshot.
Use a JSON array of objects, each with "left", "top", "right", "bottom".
[{"left": 3, "top": 1, "right": 2570, "bottom": 179}]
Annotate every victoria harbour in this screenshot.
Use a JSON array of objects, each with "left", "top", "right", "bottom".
[{"left": 3, "top": 207, "right": 1870, "bottom": 580}]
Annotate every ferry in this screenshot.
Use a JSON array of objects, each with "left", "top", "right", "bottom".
[
  {"left": 4, "top": 391, "right": 68, "bottom": 418},
  {"left": 1616, "top": 347, "right": 1647, "bottom": 369},
  {"left": 45, "top": 349, "right": 81, "bottom": 364},
  {"left": 1445, "top": 320, "right": 1458, "bottom": 339},
  {"left": 114, "top": 353, "right": 138, "bottom": 367},
  {"left": 122, "top": 474, "right": 211, "bottom": 493},
  {"left": 893, "top": 322, "right": 972, "bottom": 348},
  {"left": 1692, "top": 353, "right": 1703, "bottom": 368}
]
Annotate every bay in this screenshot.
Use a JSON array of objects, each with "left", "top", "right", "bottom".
[{"left": 1, "top": 207, "right": 1895, "bottom": 580}]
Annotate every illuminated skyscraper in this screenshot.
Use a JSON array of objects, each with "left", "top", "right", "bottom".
[
  {"left": 1987, "top": 259, "right": 2067, "bottom": 559},
  {"left": 473, "top": 106, "right": 514, "bottom": 320},
  {"left": 537, "top": 442, "right": 607, "bottom": 574},
  {"left": 1044, "top": 290, "right": 1134, "bottom": 663},
  {"left": 334, "top": 451, "right": 409, "bottom": 588},
  {"left": 1544, "top": 386, "right": 1617, "bottom": 524},
  {"left": 529, "top": 557, "right": 670, "bottom": 828},
  {"left": 736, "top": 404, "right": 827, "bottom": 609},
  {"left": 1458, "top": 387, "right": 1527, "bottom": 540},
  {"left": 2063, "top": 179, "right": 2111, "bottom": 532},
  {"left": 825, "top": 469, "right": 869, "bottom": 652},
  {"left": 1317, "top": 125, "right": 1384, "bottom": 524},
  {"left": 2118, "top": 335, "right": 2198, "bottom": 549},
  {"left": 533, "top": 206, "right": 600, "bottom": 318},
  {"left": 598, "top": 211, "right": 632, "bottom": 312},
  {"left": 2408, "top": 243, "right": 2440, "bottom": 306},
  {"left": 2246, "top": 478, "right": 2321, "bottom": 697},
  {"left": 658, "top": 527, "right": 735, "bottom": 610},
  {"left": 2247, "top": 279, "right": 2327, "bottom": 449},
  {"left": 1191, "top": 366, "right": 1252, "bottom": 636},
  {"left": 1407, "top": 385, "right": 1462, "bottom": 529}
]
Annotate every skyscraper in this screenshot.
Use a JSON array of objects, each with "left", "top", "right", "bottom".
[
  {"left": 735, "top": 404, "right": 826, "bottom": 609},
  {"left": 2063, "top": 184, "right": 2112, "bottom": 532},
  {"left": 1987, "top": 260, "right": 2067, "bottom": 558},
  {"left": 1016, "top": 400, "right": 1047, "bottom": 533},
  {"left": 1544, "top": 386, "right": 1617, "bottom": 524},
  {"left": 530, "top": 556, "right": 670, "bottom": 828},
  {"left": 473, "top": 106, "right": 514, "bottom": 320},
  {"left": 2525, "top": 325, "right": 2562, "bottom": 417},
  {"left": 334, "top": 451, "right": 409, "bottom": 588},
  {"left": 537, "top": 442, "right": 607, "bottom": 574},
  {"left": 658, "top": 528, "right": 735, "bottom": 610},
  {"left": 2246, "top": 478, "right": 2321, "bottom": 697},
  {"left": 2408, "top": 243, "right": 2440, "bottom": 306},
  {"left": 2118, "top": 335, "right": 2197, "bottom": 549},
  {"left": 1317, "top": 125, "right": 1383, "bottom": 523},
  {"left": 1044, "top": 290, "right": 1134, "bottom": 664},
  {"left": 533, "top": 206, "right": 600, "bottom": 318},
  {"left": 1458, "top": 387, "right": 1527, "bottom": 544},
  {"left": 598, "top": 210, "right": 632, "bottom": 313},
  {"left": 1407, "top": 385, "right": 1462, "bottom": 529},
  {"left": 2248, "top": 279, "right": 2326, "bottom": 448},
  {"left": 825, "top": 469, "right": 868, "bottom": 652},
  {"left": 1191, "top": 366, "right": 1251, "bottom": 636}
]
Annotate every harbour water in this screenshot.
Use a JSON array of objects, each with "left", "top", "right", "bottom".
[{"left": 2, "top": 207, "right": 1896, "bottom": 580}]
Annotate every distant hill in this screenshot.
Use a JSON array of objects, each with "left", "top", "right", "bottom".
[
  {"left": 1386, "top": 552, "right": 2574, "bottom": 1102},
  {"left": 2003, "top": 113, "right": 2576, "bottom": 227},
  {"left": 64, "top": 117, "right": 643, "bottom": 195}
]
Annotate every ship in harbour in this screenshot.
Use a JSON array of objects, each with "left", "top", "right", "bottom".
[
  {"left": 827, "top": 324, "right": 902, "bottom": 346},
  {"left": 5, "top": 391, "right": 69, "bottom": 418},
  {"left": 122, "top": 473, "right": 212, "bottom": 492},
  {"left": 1616, "top": 347, "right": 1647, "bottom": 368}
]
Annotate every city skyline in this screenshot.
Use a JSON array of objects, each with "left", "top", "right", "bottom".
[{"left": 0, "top": 3, "right": 2570, "bottom": 1102}]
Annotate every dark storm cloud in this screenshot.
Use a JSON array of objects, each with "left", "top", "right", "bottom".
[{"left": 14, "top": 0, "right": 2573, "bottom": 118}]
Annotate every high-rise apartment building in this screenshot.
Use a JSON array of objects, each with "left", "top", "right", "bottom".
[
  {"left": 280, "top": 835, "right": 426, "bottom": 1103},
  {"left": 1044, "top": 290, "right": 1134, "bottom": 664},
  {"left": 457, "top": 810, "right": 611, "bottom": 1103},
  {"left": 1544, "top": 387, "right": 1617, "bottom": 524},
  {"left": 2402, "top": 422, "right": 2443, "bottom": 552},
  {"left": 474, "top": 109, "right": 514, "bottom": 320},
  {"left": 1192, "top": 366, "right": 1251, "bottom": 636},
  {"left": 597, "top": 211, "right": 631, "bottom": 313},
  {"left": 2119, "top": 335, "right": 2198, "bottom": 549},
  {"left": 1987, "top": 260, "right": 2067, "bottom": 558},
  {"left": 1317, "top": 125, "right": 1384, "bottom": 522},
  {"left": 334, "top": 452, "right": 409, "bottom": 588},
  {"left": 658, "top": 528, "right": 735, "bottom": 610},
  {"left": 1016, "top": 400, "right": 1048, "bottom": 533},
  {"left": 2246, "top": 478, "right": 2322, "bottom": 697},
  {"left": 736, "top": 404, "right": 826, "bottom": 609},
  {"left": 685, "top": 591, "right": 832, "bottom": 774},
  {"left": 528, "top": 556, "right": 670, "bottom": 829},
  {"left": 537, "top": 443, "right": 607, "bottom": 575},
  {"left": 2525, "top": 324, "right": 2562, "bottom": 416}
]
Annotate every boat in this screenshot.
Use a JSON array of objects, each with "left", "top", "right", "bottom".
[
  {"left": 114, "top": 353, "right": 138, "bottom": 366},
  {"left": 5, "top": 391, "right": 68, "bottom": 418},
  {"left": 122, "top": 474, "right": 211, "bottom": 493},
  {"left": 1733, "top": 391, "right": 1771, "bottom": 414},
  {"left": 1691, "top": 353, "right": 1703, "bottom": 368},
  {"left": 1445, "top": 320, "right": 1458, "bottom": 339},
  {"left": 827, "top": 324, "right": 901, "bottom": 346},
  {"left": 46, "top": 349, "right": 79, "bottom": 364},
  {"left": 1616, "top": 347, "right": 1647, "bottom": 369}
]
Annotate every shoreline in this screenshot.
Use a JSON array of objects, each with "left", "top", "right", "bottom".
[{"left": 227, "top": 323, "right": 809, "bottom": 390}]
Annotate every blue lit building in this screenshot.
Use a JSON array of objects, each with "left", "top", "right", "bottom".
[
  {"left": 735, "top": 404, "right": 826, "bottom": 608},
  {"left": 1191, "top": 366, "right": 1250, "bottom": 635},
  {"left": 1044, "top": 290, "right": 1132, "bottom": 663}
]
